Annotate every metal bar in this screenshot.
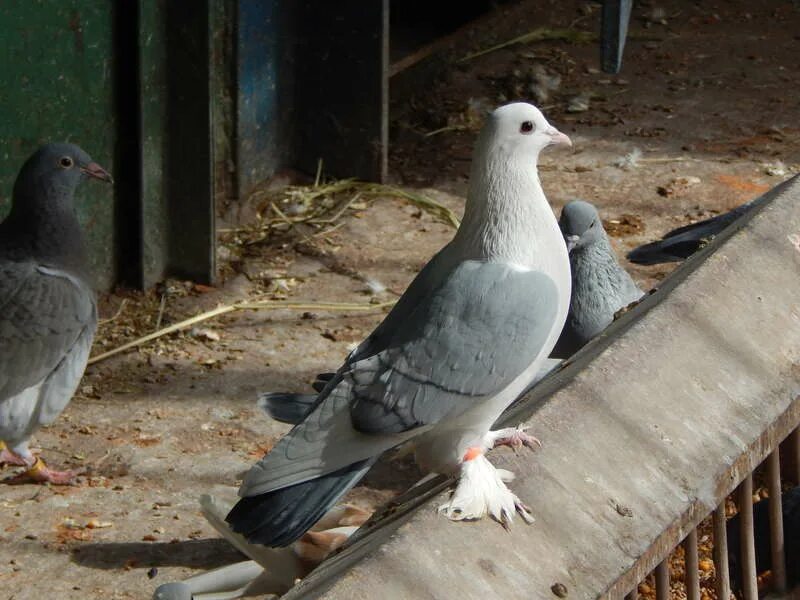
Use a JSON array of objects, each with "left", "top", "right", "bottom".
[
  {"left": 684, "top": 529, "right": 701, "bottom": 600},
  {"left": 655, "top": 561, "right": 669, "bottom": 600},
  {"left": 713, "top": 503, "right": 731, "bottom": 600},
  {"left": 624, "top": 587, "right": 638, "bottom": 600},
  {"left": 767, "top": 450, "right": 787, "bottom": 592},
  {"left": 738, "top": 474, "right": 758, "bottom": 600},
  {"left": 790, "top": 427, "right": 800, "bottom": 484},
  {"left": 600, "top": 0, "right": 633, "bottom": 73}
]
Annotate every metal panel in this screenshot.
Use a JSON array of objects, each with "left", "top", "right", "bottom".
[
  {"left": 236, "top": 0, "right": 293, "bottom": 197},
  {"left": 292, "top": 0, "right": 389, "bottom": 181},
  {"left": 137, "top": 0, "right": 168, "bottom": 288},
  {"left": 162, "top": 1, "right": 215, "bottom": 284},
  {"left": 133, "top": 1, "right": 220, "bottom": 288},
  {"left": 0, "top": 1, "right": 116, "bottom": 289}
]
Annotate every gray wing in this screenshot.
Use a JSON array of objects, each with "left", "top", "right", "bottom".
[
  {"left": 241, "top": 260, "right": 559, "bottom": 496},
  {"left": 348, "top": 246, "right": 457, "bottom": 363},
  {"left": 347, "top": 260, "right": 559, "bottom": 433},
  {"left": 0, "top": 261, "right": 96, "bottom": 402}
]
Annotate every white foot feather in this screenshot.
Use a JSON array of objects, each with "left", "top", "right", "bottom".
[{"left": 438, "top": 454, "right": 534, "bottom": 527}]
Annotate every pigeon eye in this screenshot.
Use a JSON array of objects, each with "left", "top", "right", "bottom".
[
  {"left": 59, "top": 156, "right": 74, "bottom": 169},
  {"left": 520, "top": 121, "right": 534, "bottom": 134}
]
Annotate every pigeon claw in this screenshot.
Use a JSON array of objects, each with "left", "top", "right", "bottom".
[
  {"left": 0, "top": 442, "right": 27, "bottom": 467},
  {"left": 489, "top": 426, "right": 542, "bottom": 453},
  {"left": 6, "top": 457, "right": 77, "bottom": 485},
  {"left": 515, "top": 500, "right": 536, "bottom": 524}
]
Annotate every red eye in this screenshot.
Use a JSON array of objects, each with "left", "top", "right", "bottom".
[{"left": 520, "top": 121, "right": 534, "bottom": 134}]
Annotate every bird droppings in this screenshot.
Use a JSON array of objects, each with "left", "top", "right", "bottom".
[
  {"left": 614, "top": 503, "right": 634, "bottom": 518},
  {"left": 551, "top": 582, "right": 569, "bottom": 597}
]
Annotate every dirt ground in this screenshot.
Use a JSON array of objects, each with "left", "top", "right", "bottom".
[{"left": 2, "top": 1, "right": 800, "bottom": 599}]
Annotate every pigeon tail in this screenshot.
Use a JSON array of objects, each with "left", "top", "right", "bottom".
[
  {"left": 438, "top": 453, "right": 533, "bottom": 526},
  {"left": 257, "top": 392, "right": 317, "bottom": 425},
  {"left": 226, "top": 458, "right": 375, "bottom": 547},
  {"left": 626, "top": 238, "right": 702, "bottom": 265}
]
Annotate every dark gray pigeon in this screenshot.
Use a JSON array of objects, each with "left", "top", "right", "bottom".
[
  {"left": 626, "top": 197, "right": 761, "bottom": 265},
  {"left": 0, "top": 143, "right": 111, "bottom": 484},
  {"left": 551, "top": 200, "right": 644, "bottom": 359},
  {"left": 260, "top": 200, "right": 641, "bottom": 423}
]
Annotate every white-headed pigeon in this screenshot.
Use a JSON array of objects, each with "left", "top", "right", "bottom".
[{"left": 225, "top": 102, "right": 573, "bottom": 546}]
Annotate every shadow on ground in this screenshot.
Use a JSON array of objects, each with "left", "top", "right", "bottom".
[{"left": 72, "top": 538, "right": 245, "bottom": 570}]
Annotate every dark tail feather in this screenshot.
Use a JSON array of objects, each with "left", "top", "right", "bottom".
[
  {"left": 312, "top": 372, "right": 336, "bottom": 393},
  {"left": 226, "top": 458, "right": 375, "bottom": 547},
  {"left": 628, "top": 205, "right": 752, "bottom": 265},
  {"left": 626, "top": 238, "right": 702, "bottom": 265},
  {"left": 257, "top": 392, "right": 318, "bottom": 425}
]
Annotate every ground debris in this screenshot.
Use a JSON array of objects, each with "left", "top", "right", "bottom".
[
  {"left": 603, "top": 214, "right": 645, "bottom": 237},
  {"left": 657, "top": 176, "right": 702, "bottom": 197}
]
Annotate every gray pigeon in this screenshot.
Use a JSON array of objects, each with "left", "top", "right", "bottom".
[
  {"left": 226, "top": 102, "right": 573, "bottom": 546},
  {"left": 626, "top": 197, "right": 762, "bottom": 265},
  {"left": 260, "top": 201, "right": 641, "bottom": 423},
  {"left": 0, "top": 143, "right": 111, "bottom": 484},
  {"left": 551, "top": 199, "right": 644, "bottom": 359}
]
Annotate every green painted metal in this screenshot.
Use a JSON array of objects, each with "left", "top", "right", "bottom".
[
  {"left": 139, "top": 0, "right": 169, "bottom": 288},
  {"left": 0, "top": 1, "right": 116, "bottom": 289},
  {"left": 138, "top": 1, "right": 217, "bottom": 287}
]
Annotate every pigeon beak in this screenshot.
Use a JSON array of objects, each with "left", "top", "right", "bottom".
[
  {"left": 81, "top": 162, "right": 114, "bottom": 184},
  {"left": 565, "top": 235, "right": 580, "bottom": 253},
  {"left": 547, "top": 128, "right": 572, "bottom": 148}
]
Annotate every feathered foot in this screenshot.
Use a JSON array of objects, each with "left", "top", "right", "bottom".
[
  {"left": 0, "top": 441, "right": 27, "bottom": 467},
  {"left": 484, "top": 425, "right": 541, "bottom": 453},
  {"left": 5, "top": 457, "right": 77, "bottom": 485},
  {"left": 438, "top": 449, "right": 534, "bottom": 528}
]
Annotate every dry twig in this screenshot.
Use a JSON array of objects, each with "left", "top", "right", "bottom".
[{"left": 88, "top": 299, "right": 396, "bottom": 365}]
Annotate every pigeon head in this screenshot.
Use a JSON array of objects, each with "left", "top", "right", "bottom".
[
  {"left": 12, "top": 143, "right": 112, "bottom": 208},
  {"left": 481, "top": 102, "right": 572, "bottom": 163},
  {"left": 559, "top": 200, "right": 605, "bottom": 252}
]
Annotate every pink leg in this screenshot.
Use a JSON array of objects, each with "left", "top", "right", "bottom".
[
  {"left": 0, "top": 441, "right": 27, "bottom": 467},
  {"left": 5, "top": 457, "right": 77, "bottom": 485},
  {"left": 3, "top": 442, "right": 77, "bottom": 485},
  {"left": 485, "top": 426, "right": 542, "bottom": 453}
]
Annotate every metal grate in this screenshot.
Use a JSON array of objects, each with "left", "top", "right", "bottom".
[{"left": 620, "top": 425, "right": 799, "bottom": 600}]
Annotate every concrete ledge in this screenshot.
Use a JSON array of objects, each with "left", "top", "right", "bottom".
[{"left": 284, "top": 175, "right": 800, "bottom": 600}]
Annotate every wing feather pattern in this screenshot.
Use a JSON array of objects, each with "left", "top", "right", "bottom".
[
  {"left": 0, "top": 261, "right": 96, "bottom": 403},
  {"left": 240, "top": 257, "right": 559, "bottom": 497}
]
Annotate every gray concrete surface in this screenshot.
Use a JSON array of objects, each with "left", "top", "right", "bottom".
[{"left": 282, "top": 177, "right": 800, "bottom": 599}]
